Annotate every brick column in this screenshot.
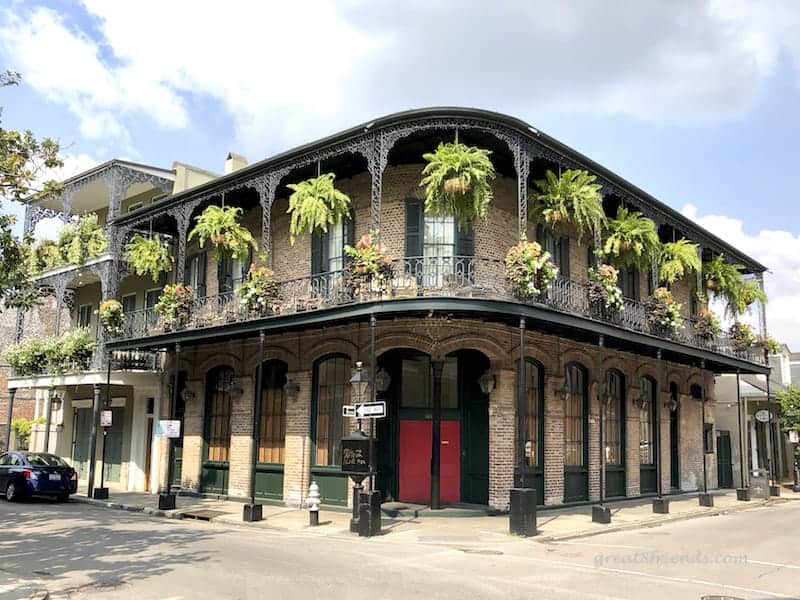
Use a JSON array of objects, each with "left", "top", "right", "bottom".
[
  {"left": 488, "top": 367, "right": 515, "bottom": 510},
  {"left": 181, "top": 378, "right": 204, "bottom": 492},
  {"left": 544, "top": 375, "right": 565, "bottom": 505},
  {"left": 283, "top": 370, "right": 312, "bottom": 507},
  {"left": 680, "top": 393, "right": 702, "bottom": 490},
  {"left": 228, "top": 374, "right": 255, "bottom": 499},
  {"left": 626, "top": 382, "right": 641, "bottom": 497}
]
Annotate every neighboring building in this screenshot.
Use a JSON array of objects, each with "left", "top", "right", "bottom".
[
  {"left": 11, "top": 108, "right": 769, "bottom": 509},
  {"left": 716, "top": 344, "right": 794, "bottom": 490},
  {"left": 791, "top": 353, "right": 800, "bottom": 386}
]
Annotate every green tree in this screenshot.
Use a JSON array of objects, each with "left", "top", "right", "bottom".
[
  {"left": 0, "top": 70, "right": 63, "bottom": 310},
  {"left": 777, "top": 385, "right": 800, "bottom": 460}
]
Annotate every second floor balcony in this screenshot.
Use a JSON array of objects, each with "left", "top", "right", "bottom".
[{"left": 114, "top": 255, "right": 764, "bottom": 367}]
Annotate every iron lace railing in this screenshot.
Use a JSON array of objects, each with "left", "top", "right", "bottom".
[{"left": 117, "top": 255, "right": 765, "bottom": 365}]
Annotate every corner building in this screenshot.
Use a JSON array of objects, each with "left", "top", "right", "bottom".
[{"left": 24, "top": 108, "right": 768, "bottom": 509}]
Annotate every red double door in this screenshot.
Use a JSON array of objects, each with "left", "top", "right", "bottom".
[{"left": 398, "top": 419, "right": 460, "bottom": 504}]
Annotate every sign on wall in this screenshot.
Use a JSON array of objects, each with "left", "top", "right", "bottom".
[
  {"left": 156, "top": 420, "right": 181, "bottom": 438},
  {"left": 100, "top": 410, "right": 113, "bottom": 427},
  {"left": 755, "top": 409, "right": 771, "bottom": 423}
]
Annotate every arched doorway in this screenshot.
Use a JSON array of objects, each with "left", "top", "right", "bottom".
[
  {"left": 375, "top": 348, "right": 490, "bottom": 506},
  {"left": 605, "top": 370, "right": 626, "bottom": 498},
  {"left": 518, "top": 358, "right": 545, "bottom": 506},
  {"left": 201, "top": 366, "right": 234, "bottom": 495},
  {"left": 255, "top": 360, "right": 287, "bottom": 501},
  {"left": 564, "top": 363, "right": 589, "bottom": 503},
  {"left": 639, "top": 376, "right": 658, "bottom": 494}
]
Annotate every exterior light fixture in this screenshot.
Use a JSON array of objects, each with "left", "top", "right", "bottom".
[
  {"left": 51, "top": 392, "right": 63, "bottom": 413},
  {"left": 349, "top": 361, "right": 371, "bottom": 404},
  {"left": 180, "top": 388, "right": 195, "bottom": 403},
  {"left": 633, "top": 388, "right": 649, "bottom": 409},
  {"left": 375, "top": 368, "right": 391, "bottom": 394},
  {"left": 665, "top": 395, "right": 680, "bottom": 412},
  {"left": 230, "top": 378, "right": 244, "bottom": 398},
  {"left": 284, "top": 378, "right": 300, "bottom": 401},
  {"left": 478, "top": 370, "right": 496, "bottom": 394}
]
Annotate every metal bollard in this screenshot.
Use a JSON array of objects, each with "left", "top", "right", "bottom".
[{"left": 308, "top": 480, "right": 321, "bottom": 526}]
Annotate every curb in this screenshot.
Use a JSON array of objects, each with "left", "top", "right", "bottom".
[
  {"left": 70, "top": 495, "right": 184, "bottom": 520},
  {"left": 535, "top": 498, "right": 775, "bottom": 542}
]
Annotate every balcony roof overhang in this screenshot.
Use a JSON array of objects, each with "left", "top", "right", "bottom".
[
  {"left": 106, "top": 297, "right": 768, "bottom": 376},
  {"left": 113, "top": 106, "right": 766, "bottom": 273}
]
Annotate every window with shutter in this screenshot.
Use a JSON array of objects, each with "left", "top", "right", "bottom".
[
  {"left": 537, "top": 225, "right": 569, "bottom": 277},
  {"left": 619, "top": 267, "right": 640, "bottom": 301}
]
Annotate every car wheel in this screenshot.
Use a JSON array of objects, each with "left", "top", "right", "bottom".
[
  {"left": 6, "top": 481, "right": 20, "bottom": 502},
  {"left": 56, "top": 493, "right": 69, "bottom": 503}
]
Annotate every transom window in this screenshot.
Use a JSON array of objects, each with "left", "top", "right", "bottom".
[{"left": 399, "top": 355, "right": 457, "bottom": 409}]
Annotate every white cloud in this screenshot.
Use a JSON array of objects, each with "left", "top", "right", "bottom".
[
  {"left": 1, "top": 1, "right": 800, "bottom": 156},
  {"left": 682, "top": 204, "right": 800, "bottom": 351}
]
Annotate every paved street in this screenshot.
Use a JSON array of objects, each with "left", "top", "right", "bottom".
[{"left": 1, "top": 499, "right": 799, "bottom": 599}]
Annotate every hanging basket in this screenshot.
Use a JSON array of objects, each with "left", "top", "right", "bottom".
[{"left": 443, "top": 176, "right": 469, "bottom": 197}]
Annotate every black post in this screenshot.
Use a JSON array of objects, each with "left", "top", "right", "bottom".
[
  {"left": 369, "top": 314, "right": 376, "bottom": 492},
  {"left": 430, "top": 360, "right": 443, "bottom": 510},
  {"left": 87, "top": 383, "right": 101, "bottom": 498},
  {"left": 735, "top": 370, "right": 751, "bottom": 501},
  {"left": 42, "top": 387, "right": 54, "bottom": 453},
  {"left": 593, "top": 335, "right": 611, "bottom": 523},
  {"left": 652, "top": 349, "right": 670, "bottom": 513},
  {"left": 699, "top": 360, "right": 713, "bottom": 507},
  {"left": 244, "top": 331, "right": 265, "bottom": 522},
  {"left": 159, "top": 343, "right": 180, "bottom": 510},
  {"left": 93, "top": 353, "right": 113, "bottom": 499},
  {"left": 765, "top": 348, "right": 780, "bottom": 496},
  {"left": 511, "top": 317, "right": 538, "bottom": 534},
  {"left": 4, "top": 388, "right": 15, "bottom": 451}
]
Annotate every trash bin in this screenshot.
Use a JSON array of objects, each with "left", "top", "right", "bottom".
[{"left": 749, "top": 469, "right": 769, "bottom": 499}]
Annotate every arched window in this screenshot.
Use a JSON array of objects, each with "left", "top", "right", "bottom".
[
  {"left": 313, "top": 355, "right": 352, "bottom": 466},
  {"left": 605, "top": 370, "right": 624, "bottom": 466},
  {"left": 205, "top": 366, "right": 234, "bottom": 463},
  {"left": 639, "top": 377, "right": 656, "bottom": 466},
  {"left": 564, "top": 364, "right": 587, "bottom": 467},
  {"left": 258, "top": 360, "right": 287, "bottom": 464},
  {"left": 523, "top": 359, "right": 544, "bottom": 468}
]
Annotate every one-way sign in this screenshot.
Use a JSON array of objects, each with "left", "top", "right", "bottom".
[{"left": 355, "top": 401, "right": 386, "bottom": 419}]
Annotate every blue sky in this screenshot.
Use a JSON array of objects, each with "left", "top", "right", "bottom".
[{"left": 1, "top": 1, "right": 799, "bottom": 348}]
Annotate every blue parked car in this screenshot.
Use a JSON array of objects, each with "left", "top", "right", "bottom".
[{"left": 0, "top": 451, "right": 78, "bottom": 502}]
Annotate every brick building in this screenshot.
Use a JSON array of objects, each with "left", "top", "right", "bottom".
[{"left": 11, "top": 108, "right": 768, "bottom": 510}]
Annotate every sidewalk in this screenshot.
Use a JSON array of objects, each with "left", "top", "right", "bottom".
[{"left": 72, "top": 485, "right": 800, "bottom": 546}]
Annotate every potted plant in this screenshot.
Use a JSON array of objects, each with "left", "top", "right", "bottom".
[
  {"left": 188, "top": 205, "right": 256, "bottom": 261},
  {"left": 532, "top": 169, "right": 605, "bottom": 242},
  {"left": 286, "top": 173, "right": 352, "bottom": 244},
  {"left": 344, "top": 232, "right": 394, "bottom": 299},
  {"left": 603, "top": 206, "right": 660, "bottom": 271},
  {"left": 694, "top": 307, "right": 721, "bottom": 341},
  {"left": 755, "top": 335, "right": 781, "bottom": 356},
  {"left": 587, "top": 263, "right": 624, "bottom": 313},
  {"left": 238, "top": 265, "right": 280, "bottom": 315},
  {"left": 96, "top": 299, "right": 125, "bottom": 336},
  {"left": 154, "top": 283, "right": 194, "bottom": 330},
  {"left": 645, "top": 287, "right": 683, "bottom": 334},
  {"left": 58, "top": 213, "right": 108, "bottom": 265},
  {"left": 729, "top": 321, "right": 756, "bottom": 353},
  {"left": 658, "top": 238, "right": 701, "bottom": 285},
  {"left": 419, "top": 141, "right": 495, "bottom": 230},
  {"left": 504, "top": 240, "right": 558, "bottom": 300},
  {"left": 124, "top": 233, "right": 173, "bottom": 281}
]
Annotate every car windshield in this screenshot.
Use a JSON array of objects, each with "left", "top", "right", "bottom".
[{"left": 26, "top": 454, "right": 69, "bottom": 467}]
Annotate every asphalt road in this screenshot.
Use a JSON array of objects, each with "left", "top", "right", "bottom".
[{"left": 1, "top": 498, "right": 799, "bottom": 600}]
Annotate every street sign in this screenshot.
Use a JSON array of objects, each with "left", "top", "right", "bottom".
[
  {"left": 156, "top": 420, "right": 181, "bottom": 438},
  {"left": 755, "top": 409, "right": 771, "bottom": 423},
  {"left": 100, "top": 410, "right": 113, "bottom": 427},
  {"left": 342, "top": 405, "right": 356, "bottom": 418},
  {"left": 354, "top": 401, "right": 386, "bottom": 419}
]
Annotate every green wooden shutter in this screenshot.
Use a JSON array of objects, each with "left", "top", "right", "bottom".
[
  {"left": 197, "top": 253, "right": 207, "bottom": 298},
  {"left": 559, "top": 236, "right": 570, "bottom": 278},
  {"left": 218, "top": 257, "right": 233, "bottom": 294},
  {"left": 405, "top": 200, "right": 423, "bottom": 258},
  {"left": 311, "top": 231, "right": 329, "bottom": 275},
  {"left": 455, "top": 224, "right": 474, "bottom": 257}
]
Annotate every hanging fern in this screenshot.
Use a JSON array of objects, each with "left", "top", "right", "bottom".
[
  {"left": 58, "top": 213, "right": 108, "bottom": 265},
  {"left": 731, "top": 278, "right": 767, "bottom": 317},
  {"left": 602, "top": 206, "right": 660, "bottom": 271},
  {"left": 188, "top": 205, "right": 256, "bottom": 261},
  {"left": 658, "top": 238, "right": 701, "bottom": 285},
  {"left": 702, "top": 255, "right": 767, "bottom": 318},
  {"left": 532, "top": 169, "right": 605, "bottom": 242},
  {"left": 419, "top": 142, "right": 495, "bottom": 230},
  {"left": 286, "top": 173, "right": 351, "bottom": 245},
  {"left": 28, "top": 239, "right": 65, "bottom": 274},
  {"left": 124, "top": 233, "right": 173, "bottom": 282}
]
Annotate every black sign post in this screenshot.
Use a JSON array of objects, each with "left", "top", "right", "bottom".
[{"left": 341, "top": 430, "right": 377, "bottom": 534}]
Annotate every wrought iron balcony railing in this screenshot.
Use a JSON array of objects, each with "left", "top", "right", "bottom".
[{"left": 117, "top": 255, "right": 764, "bottom": 365}]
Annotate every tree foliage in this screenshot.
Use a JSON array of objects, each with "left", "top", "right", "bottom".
[
  {"left": 286, "top": 173, "right": 351, "bottom": 245},
  {"left": 777, "top": 385, "right": 800, "bottom": 432},
  {"left": 0, "top": 70, "right": 63, "bottom": 310},
  {"left": 420, "top": 141, "right": 495, "bottom": 230},
  {"left": 532, "top": 169, "right": 605, "bottom": 242}
]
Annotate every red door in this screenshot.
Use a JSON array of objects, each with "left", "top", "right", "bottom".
[{"left": 399, "top": 420, "right": 460, "bottom": 504}]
